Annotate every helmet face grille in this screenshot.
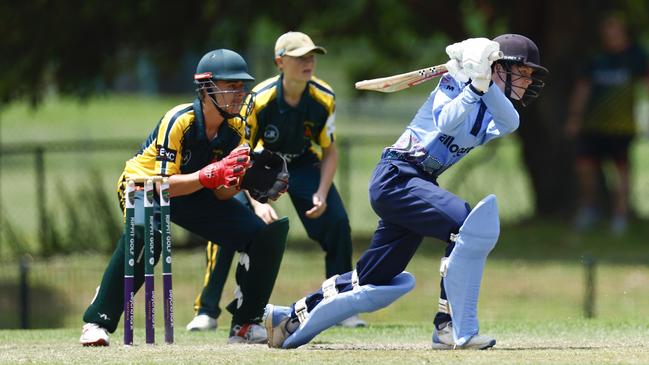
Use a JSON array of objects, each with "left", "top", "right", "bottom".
[
  {"left": 196, "top": 79, "right": 256, "bottom": 120},
  {"left": 496, "top": 63, "right": 546, "bottom": 107}
]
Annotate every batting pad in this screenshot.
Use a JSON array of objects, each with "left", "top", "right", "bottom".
[
  {"left": 443, "top": 194, "right": 499, "bottom": 346},
  {"left": 282, "top": 271, "right": 415, "bottom": 349}
]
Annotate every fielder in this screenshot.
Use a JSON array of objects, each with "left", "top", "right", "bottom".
[
  {"left": 79, "top": 49, "right": 289, "bottom": 346},
  {"left": 264, "top": 34, "right": 548, "bottom": 350},
  {"left": 187, "top": 31, "right": 365, "bottom": 332}
]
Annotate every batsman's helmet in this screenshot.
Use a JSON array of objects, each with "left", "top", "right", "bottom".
[
  {"left": 194, "top": 49, "right": 255, "bottom": 119},
  {"left": 493, "top": 34, "right": 548, "bottom": 106}
]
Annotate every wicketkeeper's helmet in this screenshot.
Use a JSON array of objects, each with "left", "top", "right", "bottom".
[{"left": 194, "top": 49, "right": 255, "bottom": 119}]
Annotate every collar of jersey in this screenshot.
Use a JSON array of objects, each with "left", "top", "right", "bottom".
[{"left": 276, "top": 73, "right": 308, "bottom": 113}]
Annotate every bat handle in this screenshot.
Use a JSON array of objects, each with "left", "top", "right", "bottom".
[{"left": 488, "top": 50, "right": 504, "bottom": 62}]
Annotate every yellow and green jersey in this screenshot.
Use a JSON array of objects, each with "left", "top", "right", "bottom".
[
  {"left": 118, "top": 98, "right": 246, "bottom": 189},
  {"left": 245, "top": 74, "right": 336, "bottom": 163}
]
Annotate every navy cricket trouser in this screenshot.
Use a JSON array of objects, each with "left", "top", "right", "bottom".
[{"left": 299, "top": 158, "right": 471, "bottom": 312}]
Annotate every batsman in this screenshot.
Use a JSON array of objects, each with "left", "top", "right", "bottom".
[{"left": 264, "top": 34, "right": 548, "bottom": 349}]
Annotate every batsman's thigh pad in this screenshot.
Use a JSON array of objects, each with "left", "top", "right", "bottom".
[
  {"left": 282, "top": 271, "right": 415, "bottom": 349},
  {"left": 443, "top": 194, "right": 499, "bottom": 346}
]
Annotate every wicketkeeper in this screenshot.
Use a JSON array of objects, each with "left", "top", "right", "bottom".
[
  {"left": 264, "top": 34, "right": 548, "bottom": 350},
  {"left": 79, "top": 49, "right": 289, "bottom": 346}
]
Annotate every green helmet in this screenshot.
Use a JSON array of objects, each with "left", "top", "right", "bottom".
[
  {"left": 194, "top": 49, "right": 255, "bottom": 120},
  {"left": 194, "top": 49, "right": 254, "bottom": 83}
]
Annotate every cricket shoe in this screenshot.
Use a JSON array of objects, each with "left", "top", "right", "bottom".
[
  {"left": 228, "top": 323, "right": 267, "bottom": 344},
  {"left": 186, "top": 313, "right": 218, "bottom": 331},
  {"left": 263, "top": 304, "right": 299, "bottom": 348},
  {"left": 338, "top": 314, "right": 367, "bottom": 328},
  {"left": 431, "top": 321, "right": 495, "bottom": 350},
  {"left": 79, "top": 323, "right": 110, "bottom": 346}
]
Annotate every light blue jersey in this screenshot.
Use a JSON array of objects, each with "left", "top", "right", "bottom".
[{"left": 385, "top": 74, "right": 519, "bottom": 177}]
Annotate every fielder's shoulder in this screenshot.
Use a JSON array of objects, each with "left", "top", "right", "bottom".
[
  {"left": 308, "top": 77, "right": 335, "bottom": 114},
  {"left": 160, "top": 103, "right": 194, "bottom": 130},
  {"left": 252, "top": 76, "right": 280, "bottom": 109},
  {"left": 309, "top": 76, "right": 335, "bottom": 97}
]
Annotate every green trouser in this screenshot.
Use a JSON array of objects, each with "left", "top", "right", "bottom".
[
  {"left": 194, "top": 217, "right": 289, "bottom": 325},
  {"left": 192, "top": 241, "right": 235, "bottom": 319},
  {"left": 83, "top": 229, "right": 161, "bottom": 333},
  {"left": 195, "top": 162, "right": 354, "bottom": 323},
  {"left": 83, "top": 187, "right": 276, "bottom": 333}
]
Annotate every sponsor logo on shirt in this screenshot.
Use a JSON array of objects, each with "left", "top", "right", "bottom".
[
  {"left": 156, "top": 145, "right": 177, "bottom": 163},
  {"left": 438, "top": 134, "right": 474, "bottom": 156},
  {"left": 264, "top": 125, "right": 280, "bottom": 143}
]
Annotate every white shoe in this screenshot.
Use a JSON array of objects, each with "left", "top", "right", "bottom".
[
  {"left": 431, "top": 322, "right": 495, "bottom": 350},
  {"left": 338, "top": 314, "right": 367, "bottom": 328},
  {"left": 263, "top": 304, "right": 297, "bottom": 348},
  {"left": 228, "top": 323, "right": 267, "bottom": 344},
  {"left": 186, "top": 314, "right": 218, "bottom": 331},
  {"left": 79, "top": 323, "right": 110, "bottom": 346}
]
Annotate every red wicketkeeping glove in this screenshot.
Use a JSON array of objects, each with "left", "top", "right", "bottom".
[{"left": 199, "top": 144, "right": 251, "bottom": 189}]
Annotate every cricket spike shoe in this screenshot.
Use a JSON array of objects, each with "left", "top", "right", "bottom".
[
  {"left": 186, "top": 313, "right": 218, "bottom": 331},
  {"left": 431, "top": 321, "right": 496, "bottom": 350},
  {"left": 228, "top": 323, "right": 267, "bottom": 344},
  {"left": 79, "top": 323, "right": 110, "bottom": 346},
  {"left": 263, "top": 304, "right": 299, "bottom": 348}
]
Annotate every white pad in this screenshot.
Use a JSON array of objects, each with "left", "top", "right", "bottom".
[
  {"left": 443, "top": 194, "right": 499, "bottom": 346},
  {"left": 282, "top": 272, "right": 416, "bottom": 349}
]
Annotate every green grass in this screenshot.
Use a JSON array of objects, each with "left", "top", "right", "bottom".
[
  {"left": 1, "top": 239, "right": 649, "bottom": 363},
  {"left": 2, "top": 321, "right": 649, "bottom": 364}
]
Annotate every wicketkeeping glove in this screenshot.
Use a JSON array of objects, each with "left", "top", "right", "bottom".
[
  {"left": 199, "top": 144, "right": 251, "bottom": 189},
  {"left": 240, "top": 150, "right": 289, "bottom": 203}
]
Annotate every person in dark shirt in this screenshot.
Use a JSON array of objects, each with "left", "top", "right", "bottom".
[{"left": 566, "top": 13, "right": 649, "bottom": 235}]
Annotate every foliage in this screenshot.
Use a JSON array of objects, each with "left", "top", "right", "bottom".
[
  {"left": 3, "top": 0, "right": 649, "bottom": 222},
  {"left": 0, "top": 169, "right": 122, "bottom": 258}
]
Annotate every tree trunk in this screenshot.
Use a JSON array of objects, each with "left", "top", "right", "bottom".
[{"left": 508, "top": 1, "right": 602, "bottom": 217}]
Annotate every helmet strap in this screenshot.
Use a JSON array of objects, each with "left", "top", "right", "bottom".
[
  {"left": 207, "top": 93, "right": 239, "bottom": 120},
  {"left": 503, "top": 64, "right": 513, "bottom": 99}
]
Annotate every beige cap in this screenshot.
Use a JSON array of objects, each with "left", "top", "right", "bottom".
[{"left": 274, "top": 31, "right": 327, "bottom": 57}]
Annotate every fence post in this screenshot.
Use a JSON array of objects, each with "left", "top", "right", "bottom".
[
  {"left": 19, "top": 255, "right": 31, "bottom": 329},
  {"left": 582, "top": 254, "right": 596, "bottom": 318},
  {"left": 35, "top": 147, "right": 47, "bottom": 246},
  {"left": 338, "top": 138, "right": 351, "bottom": 210}
]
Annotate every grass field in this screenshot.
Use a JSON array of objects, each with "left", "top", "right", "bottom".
[
  {"left": 1, "top": 239, "right": 649, "bottom": 364},
  {"left": 2, "top": 91, "right": 649, "bottom": 363},
  {"left": 2, "top": 321, "right": 649, "bottom": 364}
]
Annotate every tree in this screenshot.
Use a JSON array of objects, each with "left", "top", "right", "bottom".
[{"left": 2, "top": 0, "right": 647, "bottom": 217}]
